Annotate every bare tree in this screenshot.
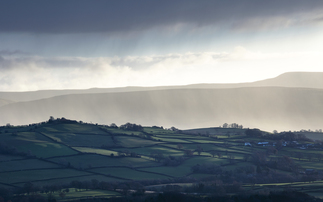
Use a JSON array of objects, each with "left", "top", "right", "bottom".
[{"left": 195, "top": 146, "right": 203, "bottom": 155}]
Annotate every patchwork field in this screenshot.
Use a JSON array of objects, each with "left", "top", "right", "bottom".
[{"left": 0, "top": 119, "right": 323, "bottom": 201}]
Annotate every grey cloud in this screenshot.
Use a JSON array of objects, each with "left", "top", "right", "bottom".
[
  {"left": 0, "top": 0, "right": 322, "bottom": 34},
  {"left": 0, "top": 51, "right": 228, "bottom": 72},
  {"left": 0, "top": 50, "right": 28, "bottom": 56},
  {"left": 0, "top": 55, "right": 89, "bottom": 70},
  {"left": 110, "top": 52, "right": 227, "bottom": 69}
]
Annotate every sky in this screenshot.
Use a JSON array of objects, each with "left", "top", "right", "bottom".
[{"left": 1, "top": 0, "right": 323, "bottom": 91}]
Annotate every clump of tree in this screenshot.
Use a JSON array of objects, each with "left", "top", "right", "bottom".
[
  {"left": 195, "top": 145, "right": 203, "bottom": 155},
  {"left": 109, "top": 123, "right": 118, "bottom": 128},
  {"left": 119, "top": 122, "right": 143, "bottom": 131},
  {"left": 222, "top": 123, "right": 243, "bottom": 129},
  {"left": 150, "top": 152, "right": 165, "bottom": 162},
  {"left": 0, "top": 143, "right": 34, "bottom": 157},
  {"left": 152, "top": 125, "right": 163, "bottom": 129},
  {"left": 48, "top": 116, "right": 78, "bottom": 124},
  {"left": 163, "top": 156, "right": 185, "bottom": 166},
  {"left": 169, "top": 126, "right": 181, "bottom": 133}
]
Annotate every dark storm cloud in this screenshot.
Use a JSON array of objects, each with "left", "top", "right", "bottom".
[{"left": 1, "top": 0, "right": 322, "bottom": 34}]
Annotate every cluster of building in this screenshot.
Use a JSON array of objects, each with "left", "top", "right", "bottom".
[{"left": 244, "top": 141, "right": 322, "bottom": 150}]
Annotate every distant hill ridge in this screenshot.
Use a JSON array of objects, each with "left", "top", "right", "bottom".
[
  {"left": 0, "top": 72, "right": 322, "bottom": 102},
  {"left": 0, "top": 86, "right": 322, "bottom": 132}
]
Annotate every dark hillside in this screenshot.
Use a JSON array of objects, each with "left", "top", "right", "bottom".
[{"left": 0, "top": 119, "right": 323, "bottom": 201}]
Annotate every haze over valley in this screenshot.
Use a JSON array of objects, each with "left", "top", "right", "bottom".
[{"left": 0, "top": 72, "right": 322, "bottom": 132}]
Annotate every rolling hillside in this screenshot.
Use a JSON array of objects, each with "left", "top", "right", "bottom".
[{"left": 1, "top": 120, "right": 323, "bottom": 201}]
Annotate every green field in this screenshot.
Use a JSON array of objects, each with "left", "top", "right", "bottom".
[
  {"left": 0, "top": 154, "right": 25, "bottom": 161},
  {"left": 48, "top": 154, "right": 159, "bottom": 169},
  {"left": 42, "top": 132, "right": 115, "bottom": 147},
  {"left": 139, "top": 166, "right": 191, "bottom": 178},
  {"left": 73, "top": 147, "right": 119, "bottom": 156},
  {"left": 0, "top": 169, "right": 89, "bottom": 184},
  {"left": 114, "top": 145, "right": 184, "bottom": 156},
  {"left": 18, "top": 142, "right": 78, "bottom": 158},
  {"left": 151, "top": 136, "right": 191, "bottom": 143},
  {"left": 17, "top": 175, "right": 124, "bottom": 187},
  {"left": 1, "top": 120, "right": 323, "bottom": 201},
  {"left": 90, "top": 167, "right": 170, "bottom": 180},
  {"left": 38, "top": 123, "right": 107, "bottom": 134},
  {"left": 0, "top": 158, "right": 60, "bottom": 172},
  {"left": 114, "top": 136, "right": 161, "bottom": 147}
]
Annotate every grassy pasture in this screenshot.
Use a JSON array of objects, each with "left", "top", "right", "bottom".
[
  {"left": 18, "top": 142, "right": 78, "bottom": 158},
  {"left": 3, "top": 121, "right": 323, "bottom": 199},
  {"left": 0, "top": 132, "right": 78, "bottom": 158},
  {"left": 0, "top": 154, "right": 25, "bottom": 162},
  {"left": 114, "top": 145, "right": 184, "bottom": 157},
  {"left": 154, "top": 133, "right": 196, "bottom": 138},
  {"left": 49, "top": 154, "right": 159, "bottom": 169},
  {"left": 140, "top": 156, "right": 235, "bottom": 178},
  {"left": 228, "top": 146, "right": 253, "bottom": 154},
  {"left": 19, "top": 175, "right": 124, "bottom": 187},
  {"left": 48, "top": 154, "right": 115, "bottom": 169},
  {"left": 90, "top": 167, "right": 170, "bottom": 180},
  {"left": 182, "top": 156, "right": 229, "bottom": 167},
  {"left": 73, "top": 147, "right": 119, "bottom": 156},
  {"left": 43, "top": 133, "right": 115, "bottom": 147},
  {"left": 0, "top": 169, "right": 89, "bottom": 184},
  {"left": 176, "top": 143, "right": 250, "bottom": 156},
  {"left": 151, "top": 136, "right": 191, "bottom": 143},
  {"left": 0, "top": 132, "right": 51, "bottom": 145},
  {"left": 113, "top": 157, "right": 159, "bottom": 168},
  {"left": 139, "top": 166, "right": 191, "bottom": 178},
  {"left": 114, "top": 136, "right": 160, "bottom": 147},
  {"left": 39, "top": 123, "right": 107, "bottom": 134},
  {"left": 101, "top": 127, "right": 144, "bottom": 136},
  {"left": 295, "top": 160, "right": 323, "bottom": 170},
  {"left": 175, "top": 143, "right": 217, "bottom": 151},
  {"left": 154, "top": 134, "right": 200, "bottom": 139},
  {"left": 0, "top": 158, "right": 61, "bottom": 172},
  {"left": 187, "top": 139, "right": 224, "bottom": 144}
]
